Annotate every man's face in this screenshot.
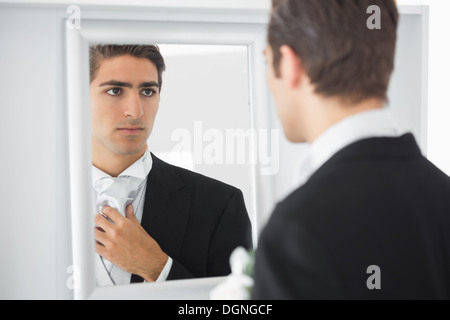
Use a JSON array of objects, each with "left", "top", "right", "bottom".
[{"left": 90, "top": 55, "right": 160, "bottom": 159}]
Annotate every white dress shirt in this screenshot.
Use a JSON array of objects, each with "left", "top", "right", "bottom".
[
  {"left": 92, "top": 148, "right": 173, "bottom": 286},
  {"left": 294, "top": 108, "right": 400, "bottom": 188}
]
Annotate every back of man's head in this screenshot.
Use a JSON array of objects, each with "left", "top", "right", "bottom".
[{"left": 268, "top": 0, "right": 399, "bottom": 105}]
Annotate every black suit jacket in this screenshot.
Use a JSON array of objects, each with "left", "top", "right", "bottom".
[
  {"left": 131, "top": 154, "right": 253, "bottom": 283},
  {"left": 253, "top": 134, "right": 450, "bottom": 299}
]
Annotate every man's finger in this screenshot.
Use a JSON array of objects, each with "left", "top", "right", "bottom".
[
  {"left": 101, "top": 205, "right": 123, "bottom": 224},
  {"left": 94, "top": 213, "right": 113, "bottom": 231},
  {"left": 95, "top": 241, "right": 107, "bottom": 256},
  {"left": 94, "top": 226, "right": 109, "bottom": 246},
  {"left": 125, "top": 204, "right": 139, "bottom": 224}
]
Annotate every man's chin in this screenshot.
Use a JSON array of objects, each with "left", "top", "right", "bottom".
[{"left": 113, "top": 143, "right": 148, "bottom": 157}]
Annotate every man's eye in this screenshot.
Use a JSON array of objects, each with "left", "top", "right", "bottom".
[
  {"left": 106, "top": 88, "right": 121, "bottom": 96},
  {"left": 141, "top": 89, "right": 154, "bottom": 97}
]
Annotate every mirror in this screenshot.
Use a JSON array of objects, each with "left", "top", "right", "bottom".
[{"left": 66, "top": 8, "right": 270, "bottom": 300}]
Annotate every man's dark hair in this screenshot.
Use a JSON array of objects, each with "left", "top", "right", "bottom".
[
  {"left": 89, "top": 44, "right": 166, "bottom": 90},
  {"left": 268, "top": 0, "right": 399, "bottom": 104}
]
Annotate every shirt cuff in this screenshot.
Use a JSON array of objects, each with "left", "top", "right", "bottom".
[{"left": 155, "top": 256, "right": 173, "bottom": 282}]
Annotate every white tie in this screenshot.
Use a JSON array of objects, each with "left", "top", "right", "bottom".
[
  {"left": 93, "top": 175, "right": 145, "bottom": 282},
  {"left": 94, "top": 175, "right": 145, "bottom": 217}
]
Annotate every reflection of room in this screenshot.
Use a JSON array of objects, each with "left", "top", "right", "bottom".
[{"left": 150, "top": 44, "right": 253, "bottom": 214}]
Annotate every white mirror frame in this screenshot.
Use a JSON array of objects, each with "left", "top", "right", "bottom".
[{"left": 66, "top": 6, "right": 271, "bottom": 300}]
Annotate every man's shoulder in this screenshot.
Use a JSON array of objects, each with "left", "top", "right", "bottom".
[
  {"left": 151, "top": 153, "right": 239, "bottom": 194},
  {"left": 274, "top": 134, "right": 450, "bottom": 222}
]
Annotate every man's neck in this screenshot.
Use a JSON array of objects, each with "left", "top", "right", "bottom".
[
  {"left": 306, "top": 97, "right": 385, "bottom": 144},
  {"left": 92, "top": 149, "right": 146, "bottom": 177}
]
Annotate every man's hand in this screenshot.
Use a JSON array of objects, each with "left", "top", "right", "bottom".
[{"left": 94, "top": 204, "right": 168, "bottom": 282}]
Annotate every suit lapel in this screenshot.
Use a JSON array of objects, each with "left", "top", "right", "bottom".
[
  {"left": 140, "top": 154, "right": 192, "bottom": 258},
  {"left": 131, "top": 154, "right": 192, "bottom": 283}
]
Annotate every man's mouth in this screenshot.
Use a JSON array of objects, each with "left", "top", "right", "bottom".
[{"left": 117, "top": 127, "right": 144, "bottom": 134}]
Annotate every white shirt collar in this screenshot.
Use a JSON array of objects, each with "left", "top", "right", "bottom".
[
  {"left": 92, "top": 148, "right": 153, "bottom": 185},
  {"left": 295, "top": 108, "right": 399, "bottom": 187}
]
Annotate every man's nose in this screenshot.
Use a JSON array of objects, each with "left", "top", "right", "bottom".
[{"left": 123, "top": 93, "right": 144, "bottom": 119}]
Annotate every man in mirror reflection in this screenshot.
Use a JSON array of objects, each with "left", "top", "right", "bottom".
[
  {"left": 89, "top": 44, "right": 252, "bottom": 286},
  {"left": 253, "top": 0, "right": 450, "bottom": 299}
]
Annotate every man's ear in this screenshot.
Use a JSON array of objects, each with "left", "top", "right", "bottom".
[{"left": 279, "top": 45, "right": 303, "bottom": 89}]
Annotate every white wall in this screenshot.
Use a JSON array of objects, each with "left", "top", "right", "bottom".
[
  {"left": 0, "top": 5, "right": 72, "bottom": 299},
  {"left": 149, "top": 44, "right": 257, "bottom": 233},
  {"left": 398, "top": 0, "right": 450, "bottom": 175}
]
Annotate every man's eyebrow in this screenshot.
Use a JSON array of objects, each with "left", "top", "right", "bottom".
[
  {"left": 98, "top": 80, "right": 132, "bottom": 88},
  {"left": 98, "top": 80, "right": 159, "bottom": 89},
  {"left": 138, "top": 81, "right": 159, "bottom": 89}
]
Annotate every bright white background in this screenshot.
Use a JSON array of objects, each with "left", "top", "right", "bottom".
[
  {"left": 398, "top": 0, "right": 450, "bottom": 175},
  {"left": 149, "top": 44, "right": 256, "bottom": 231}
]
